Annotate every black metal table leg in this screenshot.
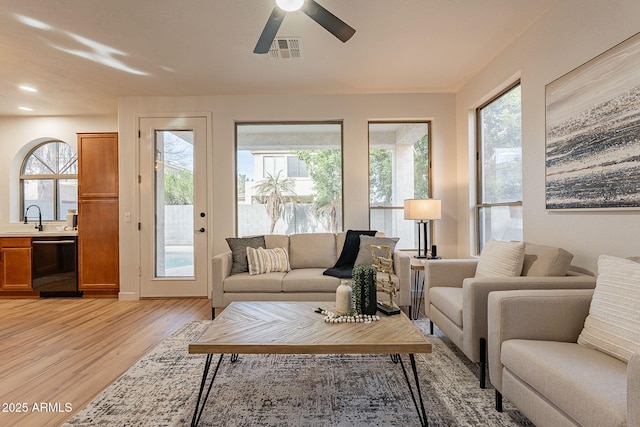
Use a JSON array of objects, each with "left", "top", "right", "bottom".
[
  {"left": 415, "top": 272, "right": 425, "bottom": 319},
  {"left": 191, "top": 354, "right": 224, "bottom": 427},
  {"left": 416, "top": 270, "right": 420, "bottom": 320},
  {"left": 397, "top": 354, "right": 428, "bottom": 427}
]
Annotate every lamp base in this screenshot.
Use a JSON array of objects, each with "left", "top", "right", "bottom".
[{"left": 413, "top": 254, "right": 427, "bottom": 259}]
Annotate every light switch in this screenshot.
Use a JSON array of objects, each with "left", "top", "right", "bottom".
[{"left": 124, "top": 212, "right": 131, "bottom": 222}]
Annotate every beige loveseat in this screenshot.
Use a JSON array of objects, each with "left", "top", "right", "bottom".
[
  {"left": 425, "top": 241, "right": 597, "bottom": 388},
  {"left": 488, "top": 288, "right": 639, "bottom": 427},
  {"left": 212, "top": 232, "right": 410, "bottom": 318}
]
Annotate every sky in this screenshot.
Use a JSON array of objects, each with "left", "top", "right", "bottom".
[{"left": 237, "top": 150, "right": 254, "bottom": 178}]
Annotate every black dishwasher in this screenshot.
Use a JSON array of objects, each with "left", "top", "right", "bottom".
[{"left": 32, "top": 236, "right": 82, "bottom": 297}]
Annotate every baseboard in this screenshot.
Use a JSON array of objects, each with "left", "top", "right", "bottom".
[{"left": 118, "top": 291, "right": 139, "bottom": 300}]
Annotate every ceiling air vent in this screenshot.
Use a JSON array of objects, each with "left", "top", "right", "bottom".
[{"left": 268, "top": 38, "right": 302, "bottom": 59}]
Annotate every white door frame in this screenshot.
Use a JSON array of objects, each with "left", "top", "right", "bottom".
[{"left": 137, "top": 116, "right": 209, "bottom": 297}]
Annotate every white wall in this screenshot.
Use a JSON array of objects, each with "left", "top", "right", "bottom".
[
  {"left": 456, "top": 0, "right": 640, "bottom": 272},
  {"left": 0, "top": 115, "right": 117, "bottom": 225},
  {"left": 4, "top": 0, "right": 636, "bottom": 297},
  {"left": 118, "top": 93, "right": 457, "bottom": 299}
]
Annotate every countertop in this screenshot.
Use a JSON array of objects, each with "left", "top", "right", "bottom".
[{"left": 0, "top": 229, "right": 78, "bottom": 238}]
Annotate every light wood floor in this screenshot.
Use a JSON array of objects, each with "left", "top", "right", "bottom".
[{"left": 0, "top": 297, "right": 211, "bottom": 427}]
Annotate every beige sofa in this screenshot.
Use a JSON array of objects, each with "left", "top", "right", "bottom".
[
  {"left": 212, "top": 232, "right": 410, "bottom": 318},
  {"left": 488, "top": 289, "right": 639, "bottom": 427},
  {"left": 424, "top": 242, "right": 597, "bottom": 388}
]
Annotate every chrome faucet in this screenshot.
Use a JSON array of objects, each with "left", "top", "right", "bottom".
[{"left": 24, "top": 204, "right": 43, "bottom": 231}]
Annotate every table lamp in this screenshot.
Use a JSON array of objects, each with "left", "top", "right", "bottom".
[{"left": 404, "top": 199, "right": 441, "bottom": 259}]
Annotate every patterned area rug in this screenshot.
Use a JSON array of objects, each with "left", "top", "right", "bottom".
[{"left": 63, "top": 320, "right": 533, "bottom": 426}]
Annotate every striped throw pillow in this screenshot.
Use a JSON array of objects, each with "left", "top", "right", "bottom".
[
  {"left": 475, "top": 239, "right": 525, "bottom": 278},
  {"left": 246, "top": 247, "right": 290, "bottom": 276},
  {"left": 577, "top": 255, "right": 640, "bottom": 363}
]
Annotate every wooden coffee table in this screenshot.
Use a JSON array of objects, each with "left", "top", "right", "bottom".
[{"left": 189, "top": 301, "right": 432, "bottom": 426}]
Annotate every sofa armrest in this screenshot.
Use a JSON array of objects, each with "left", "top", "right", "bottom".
[
  {"left": 393, "top": 250, "right": 411, "bottom": 307},
  {"left": 487, "top": 289, "right": 594, "bottom": 393},
  {"left": 630, "top": 352, "right": 640, "bottom": 427},
  {"left": 212, "top": 251, "right": 232, "bottom": 308},
  {"left": 462, "top": 275, "right": 597, "bottom": 361},
  {"left": 424, "top": 259, "right": 477, "bottom": 318}
]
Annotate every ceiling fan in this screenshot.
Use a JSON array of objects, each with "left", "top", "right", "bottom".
[{"left": 254, "top": 0, "right": 356, "bottom": 54}]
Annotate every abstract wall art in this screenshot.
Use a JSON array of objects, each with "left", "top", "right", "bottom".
[{"left": 545, "top": 32, "right": 640, "bottom": 209}]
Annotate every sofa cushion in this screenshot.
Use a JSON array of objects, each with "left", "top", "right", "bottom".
[
  {"left": 289, "top": 233, "right": 337, "bottom": 269},
  {"left": 247, "top": 247, "right": 290, "bottom": 276},
  {"left": 502, "top": 339, "right": 627, "bottom": 427},
  {"left": 265, "top": 234, "right": 289, "bottom": 251},
  {"left": 429, "top": 287, "right": 463, "bottom": 328},
  {"left": 336, "top": 232, "right": 347, "bottom": 257},
  {"left": 282, "top": 268, "right": 341, "bottom": 293},
  {"left": 223, "top": 272, "right": 285, "bottom": 293},
  {"left": 226, "top": 236, "right": 266, "bottom": 275},
  {"left": 475, "top": 239, "right": 525, "bottom": 278},
  {"left": 354, "top": 235, "right": 399, "bottom": 268},
  {"left": 577, "top": 255, "right": 640, "bottom": 363},
  {"left": 521, "top": 243, "right": 573, "bottom": 276}
]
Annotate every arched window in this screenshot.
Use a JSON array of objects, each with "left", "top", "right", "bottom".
[{"left": 21, "top": 140, "right": 78, "bottom": 221}]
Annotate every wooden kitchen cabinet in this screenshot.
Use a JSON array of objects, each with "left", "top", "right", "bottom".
[
  {"left": 0, "top": 237, "right": 32, "bottom": 291},
  {"left": 77, "top": 199, "right": 119, "bottom": 292},
  {"left": 78, "top": 133, "right": 119, "bottom": 198},
  {"left": 77, "top": 132, "right": 119, "bottom": 295}
]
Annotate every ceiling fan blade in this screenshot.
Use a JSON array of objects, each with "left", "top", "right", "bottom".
[
  {"left": 301, "top": 0, "right": 355, "bottom": 43},
  {"left": 254, "top": 7, "right": 286, "bottom": 54}
]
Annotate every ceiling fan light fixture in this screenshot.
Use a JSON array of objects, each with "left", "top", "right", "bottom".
[
  {"left": 255, "top": 0, "right": 355, "bottom": 54},
  {"left": 276, "top": 0, "right": 304, "bottom": 12}
]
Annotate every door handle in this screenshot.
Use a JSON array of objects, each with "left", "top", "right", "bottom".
[{"left": 195, "top": 227, "right": 205, "bottom": 233}]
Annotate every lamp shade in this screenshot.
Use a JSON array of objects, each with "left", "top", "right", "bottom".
[{"left": 404, "top": 199, "right": 441, "bottom": 220}]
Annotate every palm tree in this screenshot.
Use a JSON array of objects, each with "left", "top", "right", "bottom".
[
  {"left": 311, "top": 194, "right": 341, "bottom": 233},
  {"left": 254, "top": 171, "right": 297, "bottom": 233}
]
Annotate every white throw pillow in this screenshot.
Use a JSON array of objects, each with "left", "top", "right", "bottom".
[
  {"left": 246, "top": 247, "right": 290, "bottom": 276},
  {"left": 475, "top": 239, "right": 525, "bottom": 278},
  {"left": 259, "top": 247, "right": 290, "bottom": 273},
  {"left": 577, "top": 255, "right": 640, "bottom": 363}
]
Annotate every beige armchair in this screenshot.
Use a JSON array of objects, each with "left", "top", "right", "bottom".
[
  {"left": 488, "top": 289, "right": 639, "bottom": 426},
  {"left": 424, "top": 242, "right": 597, "bottom": 388}
]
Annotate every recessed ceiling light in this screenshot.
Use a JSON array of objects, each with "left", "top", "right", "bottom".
[
  {"left": 19, "top": 85, "right": 37, "bottom": 92},
  {"left": 18, "top": 106, "right": 33, "bottom": 111}
]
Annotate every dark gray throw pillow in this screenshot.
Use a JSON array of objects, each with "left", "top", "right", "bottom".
[
  {"left": 354, "top": 235, "right": 399, "bottom": 268},
  {"left": 226, "top": 236, "right": 266, "bottom": 275}
]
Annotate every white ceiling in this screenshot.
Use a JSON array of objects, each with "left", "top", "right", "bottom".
[{"left": 0, "top": 0, "right": 556, "bottom": 117}]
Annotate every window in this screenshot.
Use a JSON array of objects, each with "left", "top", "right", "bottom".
[
  {"left": 262, "top": 155, "right": 308, "bottom": 178},
  {"left": 368, "top": 122, "right": 431, "bottom": 250},
  {"left": 476, "top": 83, "right": 522, "bottom": 253},
  {"left": 263, "top": 155, "right": 286, "bottom": 178},
  {"left": 236, "top": 123, "right": 342, "bottom": 236},
  {"left": 21, "top": 140, "right": 78, "bottom": 221},
  {"left": 287, "top": 155, "right": 308, "bottom": 178}
]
